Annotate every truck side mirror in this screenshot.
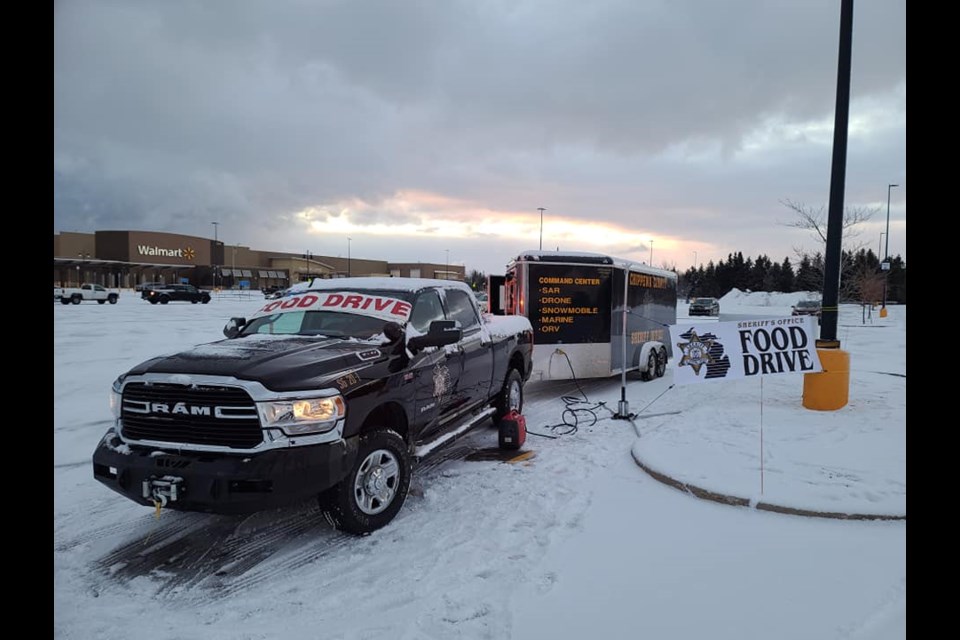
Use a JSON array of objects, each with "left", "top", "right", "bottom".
[
  {"left": 408, "top": 320, "right": 462, "bottom": 352},
  {"left": 382, "top": 321, "right": 404, "bottom": 343},
  {"left": 223, "top": 317, "right": 247, "bottom": 338}
]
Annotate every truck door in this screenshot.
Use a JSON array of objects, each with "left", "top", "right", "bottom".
[
  {"left": 407, "top": 289, "right": 463, "bottom": 437},
  {"left": 442, "top": 288, "right": 493, "bottom": 410}
]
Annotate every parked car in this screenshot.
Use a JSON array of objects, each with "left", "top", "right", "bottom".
[
  {"left": 688, "top": 297, "right": 720, "bottom": 317},
  {"left": 142, "top": 283, "right": 212, "bottom": 304},
  {"left": 261, "top": 285, "right": 283, "bottom": 297},
  {"left": 792, "top": 299, "right": 822, "bottom": 318}
]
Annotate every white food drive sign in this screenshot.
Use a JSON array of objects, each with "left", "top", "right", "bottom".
[
  {"left": 253, "top": 292, "right": 413, "bottom": 323},
  {"left": 670, "top": 316, "right": 822, "bottom": 385}
]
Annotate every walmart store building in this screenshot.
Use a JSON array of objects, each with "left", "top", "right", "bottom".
[{"left": 53, "top": 230, "right": 463, "bottom": 289}]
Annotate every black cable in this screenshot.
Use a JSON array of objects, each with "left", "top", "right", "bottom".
[{"left": 526, "top": 350, "right": 615, "bottom": 439}]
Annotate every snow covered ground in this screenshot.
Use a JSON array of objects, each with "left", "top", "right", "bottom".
[{"left": 54, "top": 288, "right": 906, "bottom": 640}]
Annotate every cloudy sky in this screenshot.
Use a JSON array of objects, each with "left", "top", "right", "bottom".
[{"left": 54, "top": 0, "right": 906, "bottom": 277}]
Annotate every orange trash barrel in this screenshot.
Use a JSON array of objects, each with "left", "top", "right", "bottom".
[{"left": 802, "top": 347, "right": 850, "bottom": 411}]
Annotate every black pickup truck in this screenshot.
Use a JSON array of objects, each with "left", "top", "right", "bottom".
[
  {"left": 142, "top": 283, "right": 212, "bottom": 304},
  {"left": 93, "top": 278, "right": 534, "bottom": 534}
]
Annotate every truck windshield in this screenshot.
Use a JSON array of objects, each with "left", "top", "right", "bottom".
[{"left": 240, "top": 310, "right": 388, "bottom": 340}]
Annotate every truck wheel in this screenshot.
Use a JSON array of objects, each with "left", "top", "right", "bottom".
[
  {"left": 491, "top": 368, "right": 523, "bottom": 426},
  {"left": 149, "top": 298, "right": 159, "bottom": 304},
  {"left": 97, "top": 299, "right": 106, "bottom": 304},
  {"left": 191, "top": 300, "right": 198, "bottom": 304},
  {"left": 319, "top": 429, "right": 411, "bottom": 536},
  {"left": 60, "top": 298, "right": 70, "bottom": 305},
  {"left": 71, "top": 295, "right": 82, "bottom": 305},
  {"left": 108, "top": 295, "right": 118, "bottom": 304},
  {"left": 202, "top": 296, "right": 210, "bottom": 304},
  {"left": 160, "top": 296, "right": 170, "bottom": 304},
  {"left": 640, "top": 351, "right": 657, "bottom": 381},
  {"left": 655, "top": 347, "right": 667, "bottom": 378}
]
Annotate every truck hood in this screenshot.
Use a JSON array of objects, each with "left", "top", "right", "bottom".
[{"left": 126, "top": 334, "right": 392, "bottom": 390}]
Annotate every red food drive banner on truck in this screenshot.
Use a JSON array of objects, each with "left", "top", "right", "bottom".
[{"left": 252, "top": 292, "right": 413, "bottom": 323}]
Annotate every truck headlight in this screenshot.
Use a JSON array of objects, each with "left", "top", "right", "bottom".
[
  {"left": 257, "top": 395, "right": 346, "bottom": 436},
  {"left": 109, "top": 379, "right": 123, "bottom": 418}
]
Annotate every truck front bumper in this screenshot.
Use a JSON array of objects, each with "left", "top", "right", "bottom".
[{"left": 92, "top": 428, "right": 358, "bottom": 514}]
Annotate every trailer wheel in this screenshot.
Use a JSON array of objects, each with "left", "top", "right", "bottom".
[
  {"left": 655, "top": 347, "right": 668, "bottom": 378},
  {"left": 640, "top": 351, "right": 657, "bottom": 381},
  {"left": 319, "top": 429, "right": 410, "bottom": 535}
]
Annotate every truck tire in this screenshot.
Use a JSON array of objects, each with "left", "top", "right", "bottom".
[
  {"left": 202, "top": 296, "right": 210, "bottom": 304},
  {"left": 108, "top": 295, "right": 118, "bottom": 304},
  {"left": 159, "top": 296, "right": 170, "bottom": 304},
  {"left": 97, "top": 299, "right": 106, "bottom": 304},
  {"left": 71, "top": 294, "right": 82, "bottom": 305},
  {"left": 60, "top": 298, "right": 70, "bottom": 305},
  {"left": 655, "top": 347, "right": 667, "bottom": 378},
  {"left": 149, "top": 298, "right": 159, "bottom": 304},
  {"left": 491, "top": 368, "right": 523, "bottom": 426},
  {"left": 319, "top": 429, "right": 410, "bottom": 536}
]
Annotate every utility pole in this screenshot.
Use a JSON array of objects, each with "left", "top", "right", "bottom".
[
  {"left": 211, "top": 221, "right": 219, "bottom": 290},
  {"left": 347, "top": 238, "right": 352, "bottom": 277}
]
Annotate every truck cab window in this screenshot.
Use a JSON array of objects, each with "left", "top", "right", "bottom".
[
  {"left": 445, "top": 290, "right": 480, "bottom": 332},
  {"left": 409, "top": 290, "right": 445, "bottom": 334}
]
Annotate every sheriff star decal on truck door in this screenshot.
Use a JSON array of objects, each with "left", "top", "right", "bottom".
[{"left": 432, "top": 363, "right": 452, "bottom": 399}]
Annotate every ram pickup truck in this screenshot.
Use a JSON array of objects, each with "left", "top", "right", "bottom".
[
  {"left": 55, "top": 284, "right": 120, "bottom": 305},
  {"left": 92, "top": 277, "right": 534, "bottom": 534}
]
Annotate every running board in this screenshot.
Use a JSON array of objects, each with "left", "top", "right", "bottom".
[{"left": 414, "top": 407, "right": 497, "bottom": 461}]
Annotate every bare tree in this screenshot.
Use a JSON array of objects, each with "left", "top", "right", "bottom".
[{"left": 780, "top": 199, "right": 880, "bottom": 300}]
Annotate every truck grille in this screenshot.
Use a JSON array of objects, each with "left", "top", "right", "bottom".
[{"left": 120, "top": 382, "right": 262, "bottom": 449}]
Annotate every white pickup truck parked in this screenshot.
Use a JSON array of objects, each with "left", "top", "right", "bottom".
[{"left": 54, "top": 284, "right": 120, "bottom": 305}]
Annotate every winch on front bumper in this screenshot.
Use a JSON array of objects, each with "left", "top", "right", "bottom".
[{"left": 92, "top": 428, "right": 358, "bottom": 514}]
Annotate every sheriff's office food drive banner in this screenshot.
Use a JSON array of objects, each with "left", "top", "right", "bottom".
[{"left": 670, "top": 316, "right": 822, "bottom": 385}]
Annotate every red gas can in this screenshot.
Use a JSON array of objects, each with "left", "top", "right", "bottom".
[{"left": 498, "top": 410, "right": 526, "bottom": 450}]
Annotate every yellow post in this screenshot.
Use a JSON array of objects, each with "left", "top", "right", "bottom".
[
  {"left": 802, "top": 340, "right": 850, "bottom": 410},
  {"left": 879, "top": 307, "right": 888, "bottom": 318}
]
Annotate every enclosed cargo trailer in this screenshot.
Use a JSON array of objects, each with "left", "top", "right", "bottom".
[{"left": 489, "top": 251, "right": 677, "bottom": 381}]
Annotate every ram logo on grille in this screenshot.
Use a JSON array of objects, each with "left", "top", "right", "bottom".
[{"left": 124, "top": 400, "right": 256, "bottom": 419}]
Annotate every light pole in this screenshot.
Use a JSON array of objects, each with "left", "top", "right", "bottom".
[
  {"left": 445, "top": 249, "right": 449, "bottom": 280},
  {"left": 878, "top": 233, "right": 885, "bottom": 262},
  {"left": 77, "top": 251, "right": 89, "bottom": 285},
  {"left": 880, "top": 183, "right": 899, "bottom": 315},
  {"left": 693, "top": 251, "right": 698, "bottom": 269},
  {"left": 883, "top": 184, "right": 898, "bottom": 261},
  {"left": 211, "top": 222, "right": 219, "bottom": 290},
  {"left": 537, "top": 208, "right": 546, "bottom": 250},
  {"left": 347, "top": 238, "right": 352, "bottom": 277},
  {"left": 649, "top": 239, "right": 654, "bottom": 265}
]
